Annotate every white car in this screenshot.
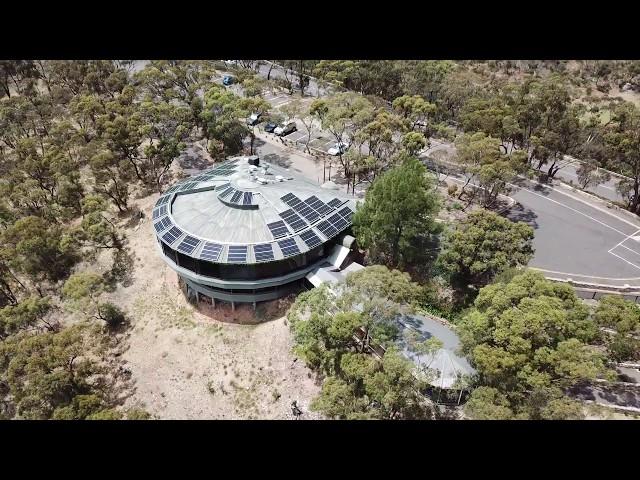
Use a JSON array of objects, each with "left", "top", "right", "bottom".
[
  {"left": 274, "top": 121, "right": 297, "bottom": 136},
  {"left": 327, "top": 141, "right": 350, "bottom": 156}
]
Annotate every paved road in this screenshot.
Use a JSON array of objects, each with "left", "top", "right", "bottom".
[
  {"left": 505, "top": 178, "right": 640, "bottom": 287},
  {"left": 553, "top": 161, "right": 625, "bottom": 204}
]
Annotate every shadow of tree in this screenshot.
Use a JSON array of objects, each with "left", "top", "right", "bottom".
[{"left": 501, "top": 202, "right": 539, "bottom": 229}]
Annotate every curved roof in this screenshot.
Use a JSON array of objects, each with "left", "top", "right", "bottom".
[{"left": 152, "top": 157, "right": 358, "bottom": 265}]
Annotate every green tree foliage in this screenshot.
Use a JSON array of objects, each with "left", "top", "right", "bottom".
[
  {"left": 353, "top": 156, "right": 441, "bottom": 267},
  {"left": 459, "top": 270, "right": 607, "bottom": 419},
  {"left": 0, "top": 325, "right": 108, "bottom": 419},
  {"left": 72, "top": 195, "right": 125, "bottom": 251},
  {"left": 1, "top": 216, "right": 78, "bottom": 284},
  {"left": 437, "top": 209, "right": 534, "bottom": 291},
  {"left": 594, "top": 296, "right": 640, "bottom": 362},
  {"left": 455, "top": 132, "right": 526, "bottom": 207},
  {"left": 602, "top": 102, "right": 640, "bottom": 213},
  {"left": 288, "top": 266, "right": 432, "bottom": 419},
  {"left": 0, "top": 296, "right": 54, "bottom": 338},
  {"left": 63, "top": 272, "right": 126, "bottom": 329},
  {"left": 201, "top": 84, "right": 248, "bottom": 158}
]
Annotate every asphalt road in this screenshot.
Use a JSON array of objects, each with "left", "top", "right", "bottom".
[
  {"left": 504, "top": 178, "right": 640, "bottom": 287},
  {"left": 553, "top": 161, "right": 625, "bottom": 204}
]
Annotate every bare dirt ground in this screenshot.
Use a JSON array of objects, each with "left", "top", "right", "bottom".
[{"left": 92, "top": 193, "right": 322, "bottom": 420}]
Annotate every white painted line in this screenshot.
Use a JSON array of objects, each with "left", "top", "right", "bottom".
[
  {"left": 608, "top": 229, "right": 640, "bottom": 252},
  {"left": 529, "top": 267, "right": 640, "bottom": 281},
  {"left": 514, "top": 176, "right": 640, "bottom": 230},
  {"left": 508, "top": 182, "right": 630, "bottom": 237},
  {"left": 619, "top": 244, "right": 640, "bottom": 258},
  {"left": 609, "top": 250, "right": 640, "bottom": 272}
]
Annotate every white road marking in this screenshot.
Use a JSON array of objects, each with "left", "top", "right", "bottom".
[
  {"left": 513, "top": 176, "right": 638, "bottom": 228},
  {"left": 529, "top": 267, "right": 640, "bottom": 281},
  {"left": 609, "top": 250, "right": 640, "bottom": 272},
  {"left": 507, "top": 182, "right": 631, "bottom": 236},
  {"left": 608, "top": 229, "right": 640, "bottom": 252},
  {"left": 618, "top": 244, "right": 640, "bottom": 257}
]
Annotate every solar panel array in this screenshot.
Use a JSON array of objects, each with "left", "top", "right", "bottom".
[
  {"left": 219, "top": 186, "right": 235, "bottom": 199},
  {"left": 162, "top": 226, "right": 183, "bottom": 245},
  {"left": 299, "top": 229, "right": 322, "bottom": 249},
  {"left": 230, "top": 190, "right": 243, "bottom": 203},
  {"left": 281, "top": 193, "right": 320, "bottom": 223},
  {"left": 253, "top": 243, "right": 274, "bottom": 262},
  {"left": 180, "top": 182, "right": 198, "bottom": 192},
  {"left": 152, "top": 204, "right": 167, "bottom": 220},
  {"left": 280, "top": 209, "right": 307, "bottom": 232},
  {"left": 328, "top": 213, "right": 349, "bottom": 231},
  {"left": 327, "top": 198, "right": 344, "bottom": 209},
  {"left": 304, "top": 195, "right": 334, "bottom": 215},
  {"left": 338, "top": 206, "right": 354, "bottom": 222},
  {"left": 177, "top": 235, "right": 201, "bottom": 255},
  {"left": 316, "top": 220, "right": 338, "bottom": 239},
  {"left": 278, "top": 238, "right": 300, "bottom": 258},
  {"left": 216, "top": 183, "right": 231, "bottom": 191},
  {"left": 200, "top": 242, "right": 222, "bottom": 261},
  {"left": 164, "top": 184, "right": 181, "bottom": 194},
  {"left": 156, "top": 195, "right": 171, "bottom": 207},
  {"left": 227, "top": 245, "right": 248, "bottom": 263},
  {"left": 154, "top": 216, "right": 172, "bottom": 233},
  {"left": 267, "top": 220, "right": 289, "bottom": 239}
]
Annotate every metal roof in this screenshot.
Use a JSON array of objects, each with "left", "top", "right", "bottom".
[{"left": 152, "top": 157, "right": 358, "bottom": 265}]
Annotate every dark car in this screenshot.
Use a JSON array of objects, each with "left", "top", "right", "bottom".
[
  {"left": 223, "top": 75, "right": 235, "bottom": 86},
  {"left": 263, "top": 122, "right": 277, "bottom": 133}
]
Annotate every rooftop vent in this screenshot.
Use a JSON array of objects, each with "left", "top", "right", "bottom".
[{"left": 248, "top": 155, "right": 260, "bottom": 167}]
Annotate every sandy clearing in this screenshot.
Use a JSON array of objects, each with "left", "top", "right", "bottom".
[{"left": 93, "top": 191, "right": 322, "bottom": 419}]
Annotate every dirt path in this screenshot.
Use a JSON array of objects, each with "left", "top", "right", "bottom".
[{"left": 101, "top": 193, "right": 322, "bottom": 419}]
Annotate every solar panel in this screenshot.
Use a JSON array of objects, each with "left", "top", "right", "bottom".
[
  {"left": 154, "top": 216, "right": 172, "bottom": 233},
  {"left": 219, "top": 187, "right": 235, "bottom": 199},
  {"left": 293, "top": 203, "right": 320, "bottom": 223},
  {"left": 253, "top": 243, "right": 274, "bottom": 262},
  {"left": 164, "top": 185, "right": 181, "bottom": 194},
  {"left": 162, "top": 226, "right": 183, "bottom": 245},
  {"left": 227, "top": 245, "right": 248, "bottom": 263},
  {"left": 153, "top": 204, "right": 167, "bottom": 220},
  {"left": 281, "top": 193, "right": 298, "bottom": 204},
  {"left": 200, "top": 242, "right": 222, "bottom": 261},
  {"left": 180, "top": 182, "right": 198, "bottom": 192},
  {"left": 304, "top": 195, "right": 333, "bottom": 215},
  {"left": 316, "top": 220, "right": 338, "bottom": 239},
  {"left": 267, "top": 220, "right": 290, "bottom": 239},
  {"left": 230, "top": 190, "right": 243, "bottom": 203},
  {"left": 328, "top": 213, "right": 349, "bottom": 231},
  {"left": 327, "top": 198, "right": 344, "bottom": 209},
  {"left": 216, "top": 183, "right": 231, "bottom": 191},
  {"left": 243, "top": 192, "right": 253, "bottom": 205},
  {"left": 279, "top": 209, "right": 307, "bottom": 232},
  {"left": 338, "top": 206, "right": 354, "bottom": 222},
  {"left": 278, "top": 238, "right": 300, "bottom": 257},
  {"left": 156, "top": 195, "right": 171, "bottom": 207},
  {"left": 177, "top": 235, "right": 201, "bottom": 254},
  {"left": 299, "top": 229, "right": 322, "bottom": 249}
]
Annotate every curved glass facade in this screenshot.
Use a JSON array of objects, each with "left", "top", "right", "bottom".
[{"left": 161, "top": 239, "right": 337, "bottom": 282}]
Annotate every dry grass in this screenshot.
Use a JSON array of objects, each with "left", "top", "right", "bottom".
[{"left": 87, "top": 192, "right": 322, "bottom": 420}]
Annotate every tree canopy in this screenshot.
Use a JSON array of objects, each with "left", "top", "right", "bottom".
[
  {"left": 459, "top": 270, "right": 607, "bottom": 420},
  {"left": 353, "top": 155, "right": 441, "bottom": 267}
]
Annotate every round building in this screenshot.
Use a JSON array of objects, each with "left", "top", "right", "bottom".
[{"left": 152, "top": 156, "right": 358, "bottom": 309}]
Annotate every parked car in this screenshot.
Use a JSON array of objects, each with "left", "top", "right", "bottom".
[
  {"left": 263, "top": 122, "right": 278, "bottom": 133},
  {"left": 327, "top": 141, "right": 350, "bottom": 156},
  {"left": 246, "top": 112, "right": 262, "bottom": 126},
  {"left": 274, "top": 121, "right": 297, "bottom": 136},
  {"left": 223, "top": 75, "right": 235, "bottom": 86}
]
